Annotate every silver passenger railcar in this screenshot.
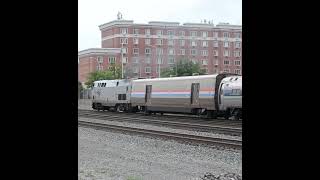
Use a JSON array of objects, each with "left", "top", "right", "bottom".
[{"left": 131, "top": 73, "right": 240, "bottom": 118}]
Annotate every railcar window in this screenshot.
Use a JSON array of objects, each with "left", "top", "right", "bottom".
[{"left": 118, "top": 94, "right": 126, "bottom": 100}]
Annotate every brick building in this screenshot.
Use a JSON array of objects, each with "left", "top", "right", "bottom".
[{"left": 78, "top": 19, "right": 242, "bottom": 84}]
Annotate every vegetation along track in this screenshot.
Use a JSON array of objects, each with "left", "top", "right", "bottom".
[
  {"left": 78, "top": 120, "right": 242, "bottom": 150},
  {"left": 78, "top": 109, "right": 242, "bottom": 136}
]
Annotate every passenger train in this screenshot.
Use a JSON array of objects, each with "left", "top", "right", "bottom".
[{"left": 91, "top": 73, "right": 242, "bottom": 120}]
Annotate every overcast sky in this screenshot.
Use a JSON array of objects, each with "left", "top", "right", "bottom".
[{"left": 78, "top": 0, "right": 242, "bottom": 51}]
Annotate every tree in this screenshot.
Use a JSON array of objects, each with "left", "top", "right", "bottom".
[
  {"left": 84, "top": 63, "right": 123, "bottom": 88},
  {"left": 161, "top": 58, "right": 206, "bottom": 78},
  {"left": 78, "top": 81, "right": 83, "bottom": 98}
]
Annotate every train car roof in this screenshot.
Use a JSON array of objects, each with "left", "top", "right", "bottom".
[{"left": 133, "top": 74, "right": 220, "bottom": 83}]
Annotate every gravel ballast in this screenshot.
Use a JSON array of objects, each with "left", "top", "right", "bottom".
[{"left": 78, "top": 126, "right": 242, "bottom": 180}]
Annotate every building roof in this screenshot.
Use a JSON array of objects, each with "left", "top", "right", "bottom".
[{"left": 78, "top": 48, "right": 121, "bottom": 58}]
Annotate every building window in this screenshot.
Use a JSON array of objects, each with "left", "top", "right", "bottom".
[
  {"left": 202, "top": 68, "right": 208, "bottom": 74},
  {"left": 97, "top": 56, "right": 103, "bottom": 63},
  {"left": 157, "top": 58, "right": 163, "bottom": 64},
  {"left": 108, "top": 57, "right": 116, "bottom": 64},
  {"left": 156, "top": 48, "right": 163, "bottom": 55},
  {"left": 168, "top": 57, "right": 175, "bottom": 64},
  {"left": 156, "top": 30, "right": 163, "bottom": 36},
  {"left": 191, "top": 59, "right": 197, "bottom": 64},
  {"left": 168, "top": 39, "right": 174, "bottom": 46},
  {"left": 145, "top": 67, "right": 151, "bottom": 73},
  {"left": 234, "top": 69, "right": 241, "bottom": 74},
  {"left": 235, "top": 41, "right": 241, "bottom": 48},
  {"left": 202, "top": 41, "right": 208, "bottom": 47},
  {"left": 213, "top": 50, "right": 218, "bottom": 56},
  {"left": 121, "top": 47, "right": 128, "bottom": 54},
  {"left": 133, "top": 28, "right": 139, "bottom": 35},
  {"left": 234, "top": 51, "right": 241, "bottom": 57},
  {"left": 145, "top": 48, "right": 151, "bottom": 54},
  {"left": 167, "top": 30, "right": 174, "bottom": 36},
  {"left": 201, "top": 50, "right": 208, "bottom": 56},
  {"left": 191, "top": 40, "right": 197, "bottom": 47},
  {"left": 202, "top": 31, "right": 208, "bottom": 37},
  {"left": 156, "top": 39, "right": 163, "bottom": 45},
  {"left": 179, "top": 39, "right": 185, "bottom": 46},
  {"left": 132, "top": 57, "right": 139, "bottom": 63},
  {"left": 145, "top": 38, "right": 151, "bottom": 45},
  {"left": 191, "top": 49, "right": 197, "bottom": 56},
  {"left": 224, "top": 41, "right": 229, "bottom": 48},
  {"left": 214, "top": 60, "right": 219, "bottom": 65},
  {"left": 224, "top": 50, "right": 229, "bottom": 57},
  {"left": 190, "top": 31, "right": 197, "bottom": 37},
  {"left": 133, "top": 48, "right": 139, "bottom": 54},
  {"left": 108, "top": 66, "right": 114, "bottom": 70},
  {"left": 224, "top": 69, "right": 230, "bottom": 73},
  {"left": 120, "top": 28, "right": 128, "bottom": 34},
  {"left": 223, "top": 32, "right": 229, "bottom": 38},
  {"left": 180, "top": 49, "right": 185, "bottom": 55},
  {"left": 179, "top": 31, "right": 185, "bottom": 36},
  {"left": 96, "top": 65, "right": 103, "bottom": 71},
  {"left": 133, "top": 38, "right": 139, "bottom": 45},
  {"left": 234, "top": 32, "right": 241, "bottom": 38},
  {"left": 145, "top": 57, "right": 151, "bottom": 64},
  {"left": 213, "top": 41, "right": 219, "bottom": 47},
  {"left": 234, "top": 60, "right": 241, "bottom": 66},
  {"left": 202, "top": 59, "right": 208, "bottom": 65},
  {"left": 122, "top": 57, "right": 128, "bottom": 63},
  {"left": 223, "top": 60, "right": 230, "bottom": 65},
  {"left": 168, "top": 48, "right": 175, "bottom": 55},
  {"left": 145, "top": 29, "right": 151, "bottom": 35},
  {"left": 120, "top": 38, "right": 128, "bottom": 44},
  {"left": 213, "top": 32, "right": 218, "bottom": 37}
]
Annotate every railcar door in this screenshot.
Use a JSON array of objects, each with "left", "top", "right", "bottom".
[
  {"left": 145, "top": 85, "right": 152, "bottom": 104},
  {"left": 218, "top": 83, "right": 225, "bottom": 110},
  {"left": 191, "top": 83, "right": 200, "bottom": 105}
]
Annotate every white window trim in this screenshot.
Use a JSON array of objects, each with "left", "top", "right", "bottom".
[
  {"left": 156, "top": 39, "right": 163, "bottom": 45},
  {"left": 180, "top": 49, "right": 185, "bottom": 55},
  {"left": 145, "top": 29, "right": 151, "bottom": 35},
  {"left": 180, "top": 40, "right": 185, "bottom": 46},
  {"left": 234, "top": 60, "right": 241, "bottom": 66},
  {"left": 191, "top": 49, "right": 197, "bottom": 56},
  {"left": 133, "top": 38, "right": 139, "bottom": 45},
  {"left": 234, "top": 69, "right": 241, "bottom": 74},
  {"left": 168, "top": 57, "right": 175, "bottom": 64},
  {"left": 190, "top": 31, "right": 197, "bottom": 37},
  {"left": 108, "top": 57, "right": 116, "bottom": 63},
  {"left": 145, "top": 67, "right": 151, "bottom": 73},
  {"left": 224, "top": 69, "right": 230, "bottom": 73},
  {"left": 120, "top": 38, "right": 128, "bottom": 44},
  {"left": 202, "top": 41, "right": 208, "bottom": 47},
  {"left": 133, "top": 48, "right": 139, "bottom": 54},
  {"left": 202, "top": 31, "right": 208, "bottom": 37},
  {"left": 224, "top": 41, "right": 229, "bottom": 48},
  {"left": 120, "top": 28, "right": 128, "bottom": 34}
]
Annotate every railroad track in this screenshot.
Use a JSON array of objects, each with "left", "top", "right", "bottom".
[
  {"left": 78, "top": 120, "right": 242, "bottom": 150},
  {"left": 78, "top": 109, "right": 242, "bottom": 127},
  {"left": 78, "top": 109, "right": 242, "bottom": 136}
]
